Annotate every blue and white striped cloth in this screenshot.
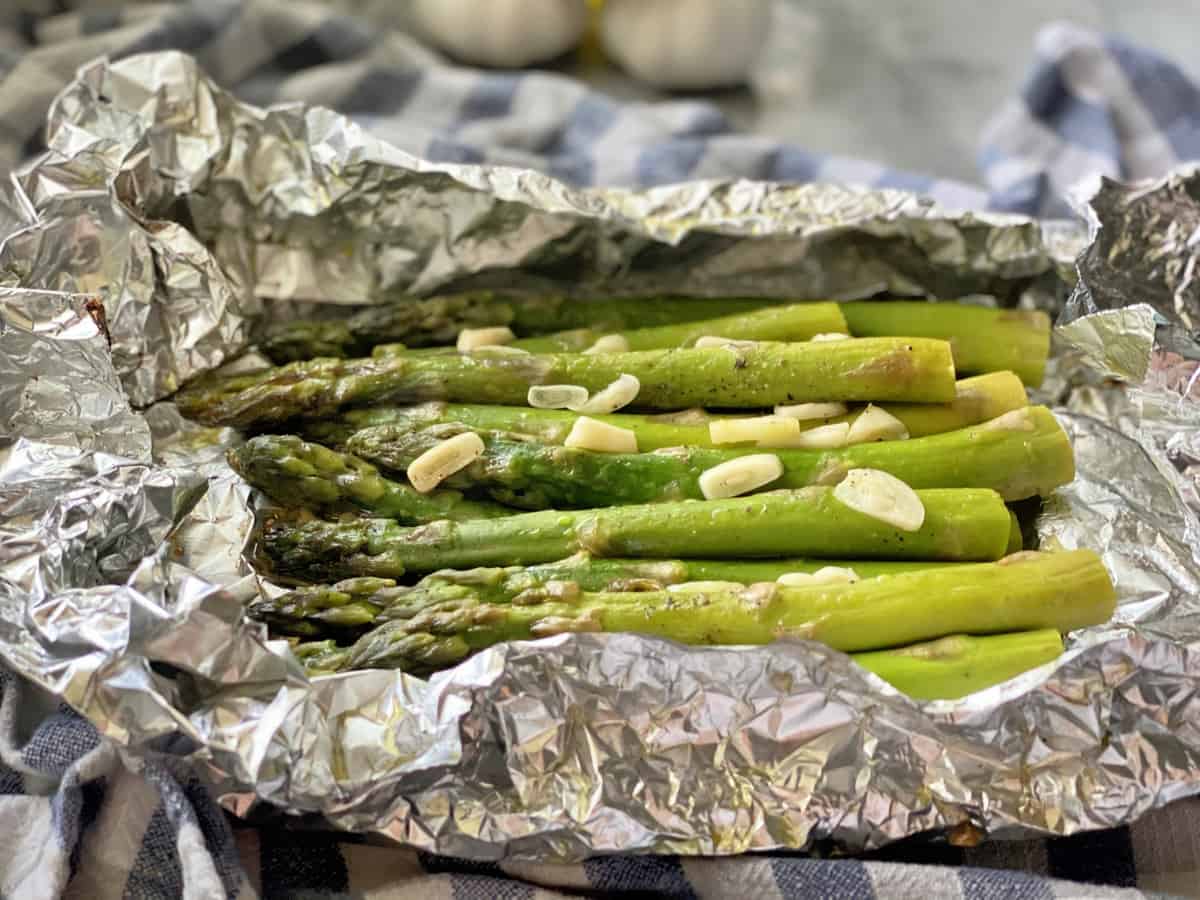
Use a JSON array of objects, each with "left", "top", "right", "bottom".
[{"left": 2, "top": 2, "right": 1199, "bottom": 897}]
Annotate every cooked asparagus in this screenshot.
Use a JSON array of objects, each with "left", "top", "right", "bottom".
[
  {"left": 327, "top": 549, "right": 1113, "bottom": 674},
  {"left": 179, "top": 337, "right": 958, "bottom": 428},
  {"left": 508, "top": 302, "right": 848, "bottom": 352},
  {"left": 228, "top": 435, "right": 508, "bottom": 523},
  {"left": 258, "top": 486, "right": 1014, "bottom": 580},
  {"left": 294, "top": 629, "right": 1065, "bottom": 698},
  {"left": 259, "top": 292, "right": 779, "bottom": 363},
  {"left": 303, "top": 371, "right": 1027, "bottom": 450},
  {"left": 853, "top": 630, "right": 1063, "bottom": 700},
  {"left": 840, "top": 301, "right": 1051, "bottom": 387},
  {"left": 251, "top": 554, "right": 958, "bottom": 638},
  {"left": 344, "top": 406, "right": 1072, "bottom": 506}
]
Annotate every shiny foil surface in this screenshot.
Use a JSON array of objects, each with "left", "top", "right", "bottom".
[{"left": 1, "top": 50, "right": 1199, "bottom": 859}]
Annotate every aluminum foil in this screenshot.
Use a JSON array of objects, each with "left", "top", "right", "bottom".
[{"left": 3, "top": 49, "right": 1200, "bottom": 859}]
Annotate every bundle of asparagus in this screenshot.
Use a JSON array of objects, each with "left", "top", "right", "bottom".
[{"left": 179, "top": 292, "right": 1111, "bottom": 700}]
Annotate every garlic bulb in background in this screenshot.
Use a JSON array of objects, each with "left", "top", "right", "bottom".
[
  {"left": 409, "top": 0, "right": 589, "bottom": 68},
  {"left": 601, "top": 0, "right": 772, "bottom": 90}
]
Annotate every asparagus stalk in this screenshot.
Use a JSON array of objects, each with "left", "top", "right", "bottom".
[
  {"left": 258, "top": 487, "right": 1014, "bottom": 580},
  {"left": 290, "top": 639, "right": 351, "bottom": 674},
  {"left": 1007, "top": 511, "right": 1023, "bottom": 554},
  {"left": 509, "top": 303, "right": 848, "bottom": 353},
  {"left": 302, "top": 372, "right": 1027, "bottom": 450},
  {"left": 259, "top": 292, "right": 779, "bottom": 363},
  {"left": 295, "top": 629, "right": 1065, "bottom": 698},
  {"left": 854, "top": 630, "right": 1063, "bottom": 700},
  {"left": 332, "top": 549, "right": 1113, "bottom": 673},
  {"left": 228, "top": 435, "right": 508, "bottom": 524},
  {"left": 251, "top": 554, "right": 958, "bottom": 638},
  {"left": 840, "top": 301, "right": 1051, "bottom": 387},
  {"left": 176, "top": 338, "right": 958, "bottom": 428},
  {"left": 345, "top": 406, "right": 1073, "bottom": 506}
]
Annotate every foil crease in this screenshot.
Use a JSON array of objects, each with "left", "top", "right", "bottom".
[{"left": 2, "top": 49, "right": 1200, "bottom": 859}]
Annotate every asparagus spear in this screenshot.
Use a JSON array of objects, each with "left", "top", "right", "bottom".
[
  {"left": 333, "top": 549, "right": 1113, "bottom": 673},
  {"left": 259, "top": 292, "right": 779, "bottom": 363},
  {"left": 853, "top": 630, "right": 1063, "bottom": 700},
  {"left": 258, "top": 486, "right": 1014, "bottom": 580},
  {"left": 295, "top": 629, "right": 1066, "bottom": 698},
  {"left": 840, "top": 301, "right": 1051, "bottom": 387},
  {"left": 344, "top": 406, "right": 1072, "bottom": 506},
  {"left": 509, "top": 303, "right": 848, "bottom": 353},
  {"left": 290, "top": 639, "right": 352, "bottom": 674},
  {"left": 228, "top": 435, "right": 508, "bottom": 524},
  {"left": 251, "top": 554, "right": 957, "bottom": 638},
  {"left": 178, "top": 338, "right": 958, "bottom": 428},
  {"left": 302, "top": 372, "right": 1027, "bottom": 450}
]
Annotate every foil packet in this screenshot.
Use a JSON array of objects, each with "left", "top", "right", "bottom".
[{"left": 1, "top": 50, "right": 1199, "bottom": 859}]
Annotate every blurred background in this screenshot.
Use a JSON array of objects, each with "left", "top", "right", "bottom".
[
  {"left": 0, "top": 0, "right": 1195, "bottom": 209},
  {"left": 342, "top": 0, "right": 1197, "bottom": 182}
]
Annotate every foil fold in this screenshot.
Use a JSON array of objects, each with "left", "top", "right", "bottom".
[{"left": 1, "top": 49, "right": 1199, "bottom": 859}]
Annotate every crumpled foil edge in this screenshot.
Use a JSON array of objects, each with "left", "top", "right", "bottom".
[{"left": 1, "top": 50, "right": 1199, "bottom": 860}]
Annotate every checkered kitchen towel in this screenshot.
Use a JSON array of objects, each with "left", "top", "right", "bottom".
[{"left": 2, "top": 2, "right": 1199, "bottom": 897}]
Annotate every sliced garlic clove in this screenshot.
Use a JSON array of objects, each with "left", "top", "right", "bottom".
[
  {"left": 845, "top": 404, "right": 910, "bottom": 444},
  {"left": 779, "top": 421, "right": 850, "bottom": 449},
  {"left": 472, "top": 345, "right": 530, "bottom": 356},
  {"left": 698, "top": 454, "right": 784, "bottom": 499},
  {"left": 577, "top": 373, "right": 641, "bottom": 414},
  {"left": 583, "top": 334, "right": 630, "bottom": 354},
  {"left": 693, "top": 335, "right": 760, "bottom": 349},
  {"left": 774, "top": 401, "right": 849, "bottom": 421},
  {"left": 406, "top": 431, "right": 485, "bottom": 493},
  {"left": 980, "top": 407, "right": 1037, "bottom": 432},
  {"left": 809, "top": 332, "right": 851, "bottom": 342},
  {"left": 564, "top": 416, "right": 638, "bottom": 453},
  {"left": 832, "top": 468, "right": 925, "bottom": 532},
  {"left": 776, "top": 566, "right": 860, "bottom": 587},
  {"left": 528, "top": 384, "right": 590, "bottom": 410},
  {"left": 708, "top": 415, "right": 801, "bottom": 447},
  {"left": 456, "top": 325, "right": 515, "bottom": 352}
]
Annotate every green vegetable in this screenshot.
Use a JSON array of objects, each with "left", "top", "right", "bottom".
[
  {"left": 178, "top": 337, "right": 958, "bottom": 428},
  {"left": 228, "top": 434, "right": 508, "bottom": 523},
  {"left": 324, "top": 549, "right": 1113, "bottom": 675},
  {"left": 297, "top": 628, "right": 1065, "bottom": 699},
  {"left": 854, "top": 630, "right": 1063, "bottom": 700},
  {"left": 509, "top": 302, "right": 848, "bottom": 352},
  {"left": 258, "top": 292, "right": 779, "bottom": 363},
  {"left": 303, "top": 371, "right": 1028, "bottom": 450},
  {"left": 840, "top": 301, "right": 1051, "bottom": 387},
  {"left": 258, "top": 486, "right": 1014, "bottom": 580},
  {"left": 345, "top": 406, "right": 1073, "bottom": 506},
  {"left": 251, "top": 554, "right": 957, "bottom": 638}
]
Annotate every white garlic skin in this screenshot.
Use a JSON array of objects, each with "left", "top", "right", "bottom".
[
  {"left": 411, "top": 0, "right": 589, "bottom": 68},
  {"left": 601, "top": 0, "right": 772, "bottom": 90}
]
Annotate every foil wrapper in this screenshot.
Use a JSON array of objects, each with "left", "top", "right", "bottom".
[{"left": 2, "top": 49, "right": 1200, "bottom": 859}]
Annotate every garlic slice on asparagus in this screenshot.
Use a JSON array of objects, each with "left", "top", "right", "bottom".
[
  {"left": 708, "top": 415, "right": 801, "bottom": 447},
  {"left": 456, "top": 325, "right": 515, "bottom": 352},
  {"left": 833, "top": 468, "right": 925, "bottom": 532},
  {"left": 564, "top": 416, "right": 638, "bottom": 453},
  {"left": 774, "top": 401, "right": 848, "bottom": 421},
  {"left": 577, "top": 374, "right": 640, "bottom": 414},
  {"left": 698, "top": 454, "right": 784, "bottom": 500},
  {"left": 846, "top": 404, "right": 910, "bottom": 444},
  {"left": 406, "top": 431, "right": 485, "bottom": 493},
  {"left": 777, "top": 566, "right": 861, "bottom": 586},
  {"left": 528, "top": 384, "right": 590, "bottom": 410},
  {"left": 584, "top": 334, "right": 630, "bottom": 354}
]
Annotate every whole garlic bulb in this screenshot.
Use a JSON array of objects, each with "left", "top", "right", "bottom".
[
  {"left": 410, "top": 0, "right": 589, "bottom": 69},
  {"left": 601, "top": 0, "right": 772, "bottom": 90}
]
